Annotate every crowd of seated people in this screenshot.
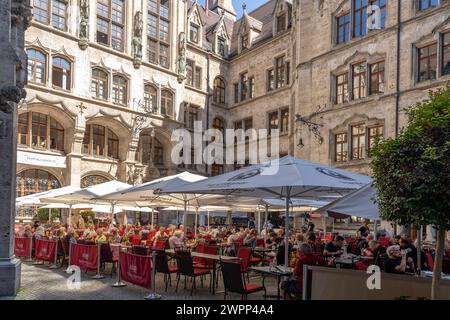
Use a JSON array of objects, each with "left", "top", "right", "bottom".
[{"left": 15, "top": 219, "right": 449, "bottom": 299}]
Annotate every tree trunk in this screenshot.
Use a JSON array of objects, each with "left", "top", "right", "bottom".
[{"left": 431, "top": 227, "right": 446, "bottom": 300}]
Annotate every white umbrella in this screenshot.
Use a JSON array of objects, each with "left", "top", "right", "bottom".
[
  {"left": 41, "top": 181, "right": 132, "bottom": 225},
  {"left": 317, "top": 184, "right": 379, "bottom": 220},
  {"left": 96, "top": 172, "right": 208, "bottom": 226},
  {"left": 161, "top": 156, "right": 372, "bottom": 268},
  {"left": 16, "top": 185, "right": 80, "bottom": 206}
]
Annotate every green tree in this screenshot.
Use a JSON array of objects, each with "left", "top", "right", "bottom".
[
  {"left": 36, "top": 208, "right": 60, "bottom": 223},
  {"left": 371, "top": 88, "right": 450, "bottom": 300}
]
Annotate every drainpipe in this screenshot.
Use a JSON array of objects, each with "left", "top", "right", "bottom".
[
  {"left": 395, "top": 0, "right": 402, "bottom": 137},
  {"left": 205, "top": 51, "right": 212, "bottom": 174}
]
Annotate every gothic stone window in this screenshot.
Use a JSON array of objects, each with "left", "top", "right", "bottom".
[
  {"left": 112, "top": 75, "right": 128, "bottom": 105},
  {"left": 83, "top": 124, "right": 119, "bottom": 159},
  {"left": 18, "top": 112, "right": 65, "bottom": 152},
  {"left": 52, "top": 56, "right": 71, "bottom": 90},
  {"left": 81, "top": 175, "right": 111, "bottom": 188},
  {"left": 443, "top": 32, "right": 450, "bottom": 76},
  {"left": 334, "top": 132, "right": 348, "bottom": 163},
  {"left": 161, "top": 89, "right": 174, "bottom": 117},
  {"left": 144, "top": 84, "right": 158, "bottom": 113},
  {"left": 17, "top": 169, "right": 61, "bottom": 197},
  {"left": 91, "top": 68, "right": 108, "bottom": 99},
  {"left": 213, "top": 77, "right": 226, "bottom": 104},
  {"left": 418, "top": 43, "right": 437, "bottom": 82},
  {"left": 97, "top": 0, "right": 125, "bottom": 51},
  {"left": 27, "top": 49, "right": 46, "bottom": 83},
  {"left": 33, "top": 0, "right": 68, "bottom": 31},
  {"left": 336, "top": 13, "right": 350, "bottom": 45},
  {"left": 147, "top": 0, "right": 171, "bottom": 68}
]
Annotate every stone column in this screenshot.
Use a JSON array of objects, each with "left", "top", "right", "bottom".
[{"left": 0, "top": 0, "right": 31, "bottom": 297}]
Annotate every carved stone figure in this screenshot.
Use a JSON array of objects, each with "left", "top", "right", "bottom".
[
  {"left": 132, "top": 11, "right": 143, "bottom": 68},
  {"left": 79, "top": 0, "right": 89, "bottom": 50},
  {"left": 0, "top": 86, "right": 26, "bottom": 113},
  {"left": 177, "top": 32, "right": 186, "bottom": 83}
]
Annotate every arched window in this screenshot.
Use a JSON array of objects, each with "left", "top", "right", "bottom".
[
  {"left": 213, "top": 77, "right": 226, "bottom": 104},
  {"left": 112, "top": 75, "right": 128, "bottom": 105},
  {"left": 137, "top": 132, "right": 164, "bottom": 166},
  {"left": 91, "top": 68, "right": 108, "bottom": 99},
  {"left": 81, "top": 175, "right": 111, "bottom": 188},
  {"left": 153, "top": 137, "right": 164, "bottom": 165},
  {"left": 212, "top": 117, "right": 225, "bottom": 143},
  {"left": 52, "top": 56, "right": 71, "bottom": 90},
  {"left": 17, "top": 112, "right": 65, "bottom": 152},
  {"left": 144, "top": 84, "right": 158, "bottom": 113},
  {"left": 27, "top": 49, "right": 46, "bottom": 83},
  {"left": 16, "top": 169, "right": 60, "bottom": 197},
  {"left": 212, "top": 117, "right": 225, "bottom": 133},
  {"left": 82, "top": 124, "right": 119, "bottom": 159},
  {"left": 161, "top": 90, "right": 173, "bottom": 117}
]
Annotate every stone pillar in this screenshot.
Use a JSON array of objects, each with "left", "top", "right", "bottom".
[{"left": 0, "top": 0, "right": 31, "bottom": 297}]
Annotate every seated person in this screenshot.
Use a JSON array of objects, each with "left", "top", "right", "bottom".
[
  {"left": 109, "top": 228, "right": 122, "bottom": 244},
  {"left": 281, "top": 244, "right": 324, "bottom": 299},
  {"left": 243, "top": 229, "right": 257, "bottom": 248},
  {"left": 168, "top": 231, "right": 185, "bottom": 250},
  {"left": 94, "top": 228, "right": 107, "bottom": 243},
  {"left": 399, "top": 236, "right": 418, "bottom": 265},
  {"left": 323, "top": 236, "right": 345, "bottom": 258},
  {"left": 362, "top": 240, "right": 380, "bottom": 257},
  {"left": 385, "top": 245, "right": 415, "bottom": 274}
]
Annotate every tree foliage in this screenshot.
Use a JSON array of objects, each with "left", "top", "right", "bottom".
[{"left": 371, "top": 88, "right": 450, "bottom": 229}]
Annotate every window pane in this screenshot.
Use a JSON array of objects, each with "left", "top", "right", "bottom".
[
  {"left": 443, "top": 33, "right": 450, "bottom": 75},
  {"left": 33, "top": 0, "right": 49, "bottom": 23},
  {"left": 52, "top": 0, "right": 66, "bottom": 30}
]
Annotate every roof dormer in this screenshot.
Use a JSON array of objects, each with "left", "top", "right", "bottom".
[
  {"left": 213, "top": 13, "right": 231, "bottom": 58},
  {"left": 188, "top": 1, "right": 205, "bottom": 47},
  {"left": 238, "top": 2, "right": 262, "bottom": 54},
  {"left": 273, "top": 0, "right": 292, "bottom": 36}
]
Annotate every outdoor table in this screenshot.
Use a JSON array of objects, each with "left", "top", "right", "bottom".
[
  {"left": 253, "top": 247, "right": 275, "bottom": 265},
  {"left": 250, "top": 265, "right": 293, "bottom": 300},
  {"left": 165, "top": 249, "right": 237, "bottom": 294},
  {"left": 333, "top": 255, "right": 359, "bottom": 269}
]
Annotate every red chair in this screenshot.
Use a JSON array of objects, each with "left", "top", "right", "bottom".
[
  {"left": 196, "top": 245, "right": 218, "bottom": 269},
  {"left": 424, "top": 252, "right": 434, "bottom": 271},
  {"left": 220, "top": 260, "right": 266, "bottom": 300},
  {"left": 354, "top": 261, "right": 368, "bottom": 271},
  {"left": 155, "top": 251, "right": 178, "bottom": 291},
  {"left": 193, "top": 243, "right": 205, "bottom": 266},
  {"left": 175, "top": 251, "right": 211, "bottom": 295},
  {"left": 378, "top": 236, "right": 390, "bottom": 248},
  {"left": 256, "top": 239, "right": 265, "bottom": 247},
  {"left": 237, "top": 247, "right": 252, "bottom": 273},
  {"left": 153, "top": 240, "right": 166, "bottom": 250}
]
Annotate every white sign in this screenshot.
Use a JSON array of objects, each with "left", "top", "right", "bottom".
[{"left": 17, "top": 150, "right": 67, "bottom": 168}]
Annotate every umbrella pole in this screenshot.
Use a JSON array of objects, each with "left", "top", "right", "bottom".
[
  {"left": 194, "top": 207, "right": 198, "bottom": 237},
  {"left": 183, "top": 200, "right": 187, "bottom": 228},
  {"left": 48, "top": 208, "right": 51, "bottom": 224},
  {"left": 373, "top": 220, "right": 378, "bottom": 240},
  {"left": 68, "top": 204, "right": 72, "bottom": 229},
  {"left": 257, "top": 207, "right": 261, "bottom": 234},
  {"left": 151, "top": 208, "right": 155, "bottom": 227},
  {"left": 284, "top": 187, "right": 291, "bottom": 269},
  {"left": 417, "top": 225, "right": 423, "bottom": 275},
  {"left": 110, "top": 203, "right": 115, "bottom": 226},
  {"left": 207, "top": 211, "right": 210, "bottom": 230}
]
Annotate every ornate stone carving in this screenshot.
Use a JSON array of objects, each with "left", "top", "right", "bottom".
[
  {"left": 132, "top": 11, "right": 143, "bottom": 68},
  {"left": 127, "top": 164, "right": 144, "bottom": 185},
  {"left": 10, "top": 0, "right": 32, "bottom": 29},
  {"left": 177, "top": 32, "right": 186, "bottom": 83},
  {"left": 79, "top": 0, "right": 89, "bottom": 50},
  {"left": 0, "top": 86, "right": 26, "bottom": 113}
]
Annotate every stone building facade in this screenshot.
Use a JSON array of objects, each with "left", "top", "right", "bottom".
[{"left": 16, "top": 0, "right": 450, "bottom": 219}]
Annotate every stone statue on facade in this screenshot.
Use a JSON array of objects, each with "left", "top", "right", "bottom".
[
  {"left": 79, "top": 0, "right": 89, "bottom": 50},
  {"left": 132, "top": 11, "right": 143, "bottom": 68},
  {"left": 177, "top": 32, "right": 187, "bottom": 83}
]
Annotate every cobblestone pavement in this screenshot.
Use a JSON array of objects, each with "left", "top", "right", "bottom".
[{"left": 1, "top": 261, "right": 280, "bottom": 300}]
